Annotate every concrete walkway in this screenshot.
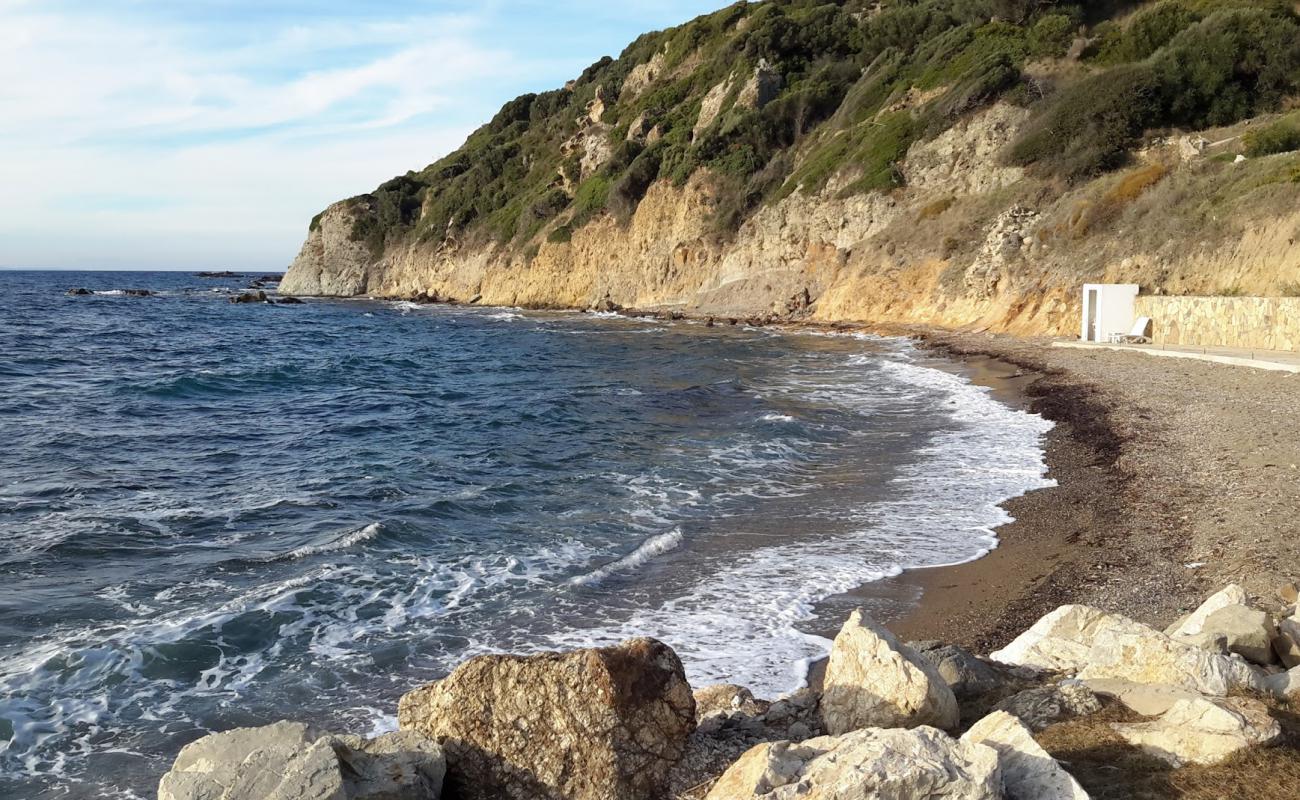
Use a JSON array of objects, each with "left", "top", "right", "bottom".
[{"left": 1052, "top": 340, "right": 1300, "bottom": 373}]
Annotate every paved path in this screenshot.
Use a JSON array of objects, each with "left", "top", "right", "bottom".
[{"left": 1052, "top": 340, "right": 1300, "bottom": 373}]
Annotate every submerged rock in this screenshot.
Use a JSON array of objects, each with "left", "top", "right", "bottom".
[
  {"left": 157, "top": 721, "right": 445, "bottom": 800},
  {"left": 66, "top": 287, "right": 93, "bottom": 296},
  {"left": 704, "top": 727, "right": 1000, "bottom": 800},
  {"left": 821, "top": 609, "right": 959, "bottom": 734},
  {"left": 230, "top": 291, "right": 269, "bottom": 304},
  {"left": 397, "top": 637, "right": 694, "bottom": 800},
  {"left": 123, "top": 288, "right": 153, "bottom": 297},
  {"left": 276, "top": 296, "right": 305, "bottom": 305}
]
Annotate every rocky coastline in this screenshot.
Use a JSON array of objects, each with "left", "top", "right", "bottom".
[{"left": 157, "top": 583, "right": 1300, "bottom": 799}]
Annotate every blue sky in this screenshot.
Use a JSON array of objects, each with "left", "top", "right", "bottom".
[{"left": 0, "top": 0, "right": 729, "bottom": 270}]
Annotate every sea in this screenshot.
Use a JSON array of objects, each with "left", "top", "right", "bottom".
[{"left": 0, "top": 270, "right": 1054, "bottom": 798}]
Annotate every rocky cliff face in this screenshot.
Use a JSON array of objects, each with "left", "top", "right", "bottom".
[{"left": 282, "top": 98, "right": 1300, "bottom": 336}]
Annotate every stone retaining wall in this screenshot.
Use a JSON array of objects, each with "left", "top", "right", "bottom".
[{"left": 1135, "top": 296, "right": 1300, "bottom": 352}]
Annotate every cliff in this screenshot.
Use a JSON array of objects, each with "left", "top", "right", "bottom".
[{"left": 282, "top": 0, "right": 1300, "bottom": 334}]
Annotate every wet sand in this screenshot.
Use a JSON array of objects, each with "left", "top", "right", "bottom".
[{"left": 807, "top": 325, "right": 1300, "bottom": 664}]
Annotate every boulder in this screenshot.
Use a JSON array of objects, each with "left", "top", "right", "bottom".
[
  {"left": 1264, "top": 665, "right": 1300, "bottom": 699},
  {"left": 703, "top": 727, "right": 1001, "bottom": 800},
  {"left": 992, "top": 681, "right": 1102, "bottom": 732},
  {"left": 989, "top": 605, "right": 1149, "bottom": 672},
  {"left": 1167, "top": 584, "right": 1249, "bottom": 638},
  {"left": 670, "top": 688, "right": 821, "bottom": 799},
  {"left": 396, "top": 637, "right": 694, "bottom": 800},
  {"left": 694, "top": 684, "right": 765, "bottom": 720},
  {"left": 1197, "top": 604, "right": 1277, "bottom": 665},
  {"left": 157, "top": 721, "right": 445, "bottom": 800},
  {"left": 821, "top": 609, "right": 959, "bottom": 734},
  {"left": 277, "top": 296, "right": 305, "bottom": 305},
  {"left": 1081, "top": 679, "right": 1202, "bottom": 717},
  {"left": 1273, "top": 615, "right": 1300, "bottom": 668},
  {"left": 124, "top": 288, "right": 153, "bottom": 297},
  {"left": 910, "top": 641, "right": 1010, "bottom": 700},
  {"left": 961, "top": 711, "right": 1089, "bottom": 800},
  {"left": 1111, "top": 696, "right": 1281, "bottom": 767},
  {"left": 230, "top": 291, "right": 269, "bottom": 304},
  {"left": 66, "top": 287, "right": 93, "bottom": 295},
  {"left": 1077, "top": 623, "right": 1266, "bottom": 696}
]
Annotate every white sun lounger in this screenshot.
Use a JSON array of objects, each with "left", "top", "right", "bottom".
[{"left": 1110, "top": 316, "right": 1152, "bottom": 344}]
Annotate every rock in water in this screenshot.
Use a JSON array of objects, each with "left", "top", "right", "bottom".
[
  {"left": 396, "top": 637, "right": 695, "bottom": 800},
  {"left": 821, "top": 609, "right": 959, "bottom": 734},
  {"left": 962, "top": 711, "right": 1089, "bottom": 800},
  {"left": 157, "top": 721, "right": 445, "bottom": 800},
  {"left": 704, "top": 727, "right": 1001, "bottom": 800},
  {"left": 1111, "top": 696, "right": 1282, "bottom": 766},
  {"left": 66, "top": 287, "right": 93, "bottom": 295}
]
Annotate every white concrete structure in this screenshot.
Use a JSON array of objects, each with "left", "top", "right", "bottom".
[{"left": 1080, "top": 284, "right": 1140, "bottom": 343}]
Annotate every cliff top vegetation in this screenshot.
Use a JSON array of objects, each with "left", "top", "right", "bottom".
[{"left": 327, "top": 0, "right": 1300, "bottom": 259}]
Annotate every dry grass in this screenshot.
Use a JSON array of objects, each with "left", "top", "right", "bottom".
[
  {"left": 1037, "top": 697, "right": 1300, "bottom": 800},
  {"left": 1045, "top": 161, "right": 1171, "bottom": 240},
  {"left": 916, "top": 195, "right": 956, "bottom": 221}
]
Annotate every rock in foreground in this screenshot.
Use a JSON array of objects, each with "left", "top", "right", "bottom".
[
  {"left": 962, "top": 711, "right": 1089, "bottom": 800},
  {"left": 704, "top": 727, "right": 1000, "bottom": 800},
  {"left": 157, "top": 721, "right": 445, "bottom": 800},
  {"left": 821, "top": 609, "right": 959, "bottom": 734},
  {"left": 397, "top": 637, "right": 694, "bottom": 800},
  {"left": 1111, "top": 696, "right": 1282, "bottom": 766}
]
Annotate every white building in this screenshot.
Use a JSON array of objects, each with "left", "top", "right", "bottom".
[{"left": 1080, "top": 284, "right": 1140, "bottom": 342}]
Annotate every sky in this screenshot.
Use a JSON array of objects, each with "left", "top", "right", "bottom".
[{"left": 0, "top": 0, "right": 728, "bottom": 270}]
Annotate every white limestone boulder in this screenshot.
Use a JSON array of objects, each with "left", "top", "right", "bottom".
[
  {"left": 1167, "top": 584, "right": 1249, "bottom": 638},
  {"left": 1077, "top": 623, "right": 1266, "bottom": 696},
  {"left": 157, "top": 722, "right": 445, "bottom": 800},
  {"left": 989, "top": 605, "right": 1149, "bottom": 672},
  {"left": 1081, "top": 679, "right": 1202, "bottom": 717},
  {"left": 1111, "top": 696, "right": 1281, "bottom": 766},
  {"left": 821, "top": 609, "right": 959, "bottom": 734},
  {"left": 703, "top": 727, "right": 1001, "bottom": 800},
  {"left": 962, "top": 711, "right": 1089, "bottom": 800},
  {"left": 1197, "top": 604, "right": 1277, "bottom": 665},
  {"left": 1264, "top": 665, "right": 1300, "bottom": 699}
]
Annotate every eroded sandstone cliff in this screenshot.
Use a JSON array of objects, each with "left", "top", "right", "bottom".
[{"left": 281, "top": 100, "right": 1300, "bottom": 336}]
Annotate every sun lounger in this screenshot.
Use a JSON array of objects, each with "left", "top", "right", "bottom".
[{"left": 1110, "top": 316, "right": 1152, "bottom": 344}]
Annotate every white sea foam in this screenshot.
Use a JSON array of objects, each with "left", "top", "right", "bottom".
[
  {"left": 568, "top": 529, "right": 685, "bottom": 587},
  {"left": 760, "top": 412, "right": 795, "bottom": 422},
  {"left": 282, "top": 522, "right": 383, "bottom": 560},
  {"left": 541, "top": 345, "right": 1054, "bottom": 697}
]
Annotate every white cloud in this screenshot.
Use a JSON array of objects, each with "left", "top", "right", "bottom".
[{"left": 0, "top": 1, "right": 726, "bottom": 269}]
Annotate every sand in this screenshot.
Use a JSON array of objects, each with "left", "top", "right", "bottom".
[{"left": 860, "top": 327, "right": 1300, "bottom": 652}]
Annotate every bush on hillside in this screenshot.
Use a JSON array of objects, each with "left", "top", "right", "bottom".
[
  {"left": 1015, "top": 7, "right": 1300, "bottom": 179},
  {"left": 1244, "top": 120, "right": 1300, "bottom": 158}
]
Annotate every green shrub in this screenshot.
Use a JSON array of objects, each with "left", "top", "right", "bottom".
[
  {"left": 1243, "top": 119, "right": 1300, "bottom": 157},
  {"left": 1010, "top": 64, "right": 1161, "bottom": 178}
]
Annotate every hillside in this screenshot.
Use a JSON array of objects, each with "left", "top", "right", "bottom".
[{"left": 281, "top": 0, "right": 1300, "bottom": 334}]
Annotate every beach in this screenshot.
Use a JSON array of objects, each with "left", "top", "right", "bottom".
[{"left": 871, "top": 328, "right": 1300, "bottom": 650}]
